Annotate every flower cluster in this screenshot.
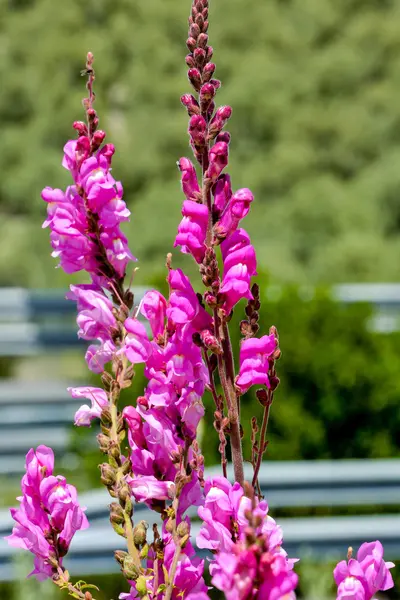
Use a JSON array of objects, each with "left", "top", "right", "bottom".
[
  {"left": 197, "top": 477, "right": 297, "bottom": 600},
  {"left": 119, "top": 272, "right": 212, "bottom": 596},
  {"left": 6, "top": 446, "right": 88, "bottom": 581},
  {"left": 334, "top": 541, "right": 394, "bottom": 600},
  {"left": 42, "top": 139, "right": 134, "bottom": 283}
]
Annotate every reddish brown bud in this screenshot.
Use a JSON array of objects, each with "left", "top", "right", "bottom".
[
  {"left": 185, "top": 54, "right": 195, "bottom": 67},
  {"left": 215, "top": 131, "right": 231, "bottom": 145},
  {"left": 73, "top": 121, "right": 88, "bottom": 135},
  {"left": 91, "top": 129, "right": 106, "bottom": 151},
  {"left": 202, "top": 62, "right": 215, "bottom": 82},
  {"left": 188, "top": 68, "right": 202, "bottom": 92},
  {"left": 186, "top": 37, "right": 197, "bottom": 52},
  {"left": 181, "top": 94, "right": 201, "bottom": 116},
  {"left": 193, "top": 47, "right": 206, "bottom": 67},
  {"left": 198, "top": 33, "right": 209, "bottom": 49},
  {"left": 189, "top": 22, "right": 200, "bottom": 39}
]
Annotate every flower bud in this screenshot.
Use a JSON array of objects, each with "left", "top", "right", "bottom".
[
  {"left": 99, "top": 463, "right": 116, "bottom": 486},
  {"left": 109, "top": 502, "right": 124, "bottom": 525},
  {"left": 208, "top": 105, "right": 232, "bottom": 139},
  {"left": 91, "top": 129, "right": 106, "bottom": 151},
  {"left": 181, "top": 94, "right": 200, "bottom": 116},
  {"left": 185, "top": 53, "right": 195, "bottom": 67},
  {"left": 216, "top": 131, "right": 231, "bottom": 144},
  {"left": 186, "top": 37, "right": 197, "bottom": 52},
  {"left": 177, "top": 521, "right": 190, "bottom": 538},
  {"left": 123, "top": 555, "right": 140, "bottom": 580},
  {"left": 206, "top": 141, "right": 229, "bottom": 182},
  {"left": 188, "top": 115, "right": 207, "bottom": 148},
  {"left": 198, "top": 32, "right": 209, "bottom": 48},
  {"left": 114, "top": 550, "right": 128, "bottom": 565},
  {"left": 133, "top": 521, "right": 148, "bottom": 547},
  {"left": 200, "top": 329, "right": 222, "bottom": 354},
  {"left": 200, "top": 82, "right": 216, "bottom": 112},
  {"left": 188, "top": 68, "right": 202, "bottom": 92},
  {"left": 193, "top": 47, "right": 206, "bottom": 67},
  {"left": 73, "top": 121, "right": 88, "bottom": 135},
  {"left": 189, "top": 22, "right": 200, "bottom": 39}
]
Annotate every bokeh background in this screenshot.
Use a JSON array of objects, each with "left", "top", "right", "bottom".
[{"left": 1, "top": 0, "right": 400, "bottom": 598}]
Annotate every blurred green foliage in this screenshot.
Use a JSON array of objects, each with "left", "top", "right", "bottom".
[{"left": 3, "top": 0, "right": 400, "bottom": 286}]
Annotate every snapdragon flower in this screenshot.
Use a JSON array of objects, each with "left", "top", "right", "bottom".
[{"left": 6, "top": 446, "right": 88, "bottom": 580}]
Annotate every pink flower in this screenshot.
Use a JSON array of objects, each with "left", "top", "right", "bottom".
[
  {"left": 219, "top": 228, "right": 257, "bottom": 314},
  {"left": 334, "top": 541, "right": 394, "bottom": 600},
  {"left": 178, "top": 157, "right": 200, "bottom": 200},
  {"left": 167, "top": 268, "right": 212, "bottom": 332},
  {"left": 336, "top": 577, "right": 366, "bottom": 600},
  {"left": 85, "top": 339, "right": 115, "bottom": 373},
  {"left": 67, "top": 284, "right": 116, "bottom": 342},
  {"left": 140, "top": 290, "right": 167, "bottom": 338},
  {"left": 236, "top": 334, "right": 277, "bottom": 393},
  {"left": 128, "top": 475, "right": 175, "bottom": 503},
  {"left": 67, "top": 386, "right": 108, "bottom": 426},
  {"left": 215, "top": 188, "right": 254, "bottom": 241},
  {"left": 6, "top": 446, "right": 88, "bottom": 580},
  {"left": 206, "top": 141, "right": 229, "bottom": 182},
  {"left": 122, "top": 318, "right": 152, "bottom": 364},
  {"left": 174, "top": 200, "right": 208, "bottom": 263},
  {"left": 213, "top": 174, "right": 232, "bottom": 213}
]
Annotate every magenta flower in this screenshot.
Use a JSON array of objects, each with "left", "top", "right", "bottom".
[
  {"left": 43, "top": 134, "right": 136, "bottom": 285},
  {"left": 219, "top": 228, "right": 257, "bottom": 314},
  {"left": 85, "top": 339, "right": 115, "bottom": 373},
  {"left": 213, "top": 173, "right": 232, "bottom": 213},
  {"left": 215, "top": 188, "right": 254, "bottom": 241},
  {"left": 67, "top": 386, "right": 108, "bottom": 426},
  {"left": 174, "top": 200, "right": 208, "bottom": 263},
  {"left": 178, "top": 157, "right": 200, "bottom": 200},
  {"left": 140, "top": 290, "right": 167, "bottom": 338},
  {"left": 6, "top": 447, "right": 88, "bottom": 580},
  {"left": 206, "top": 141, "right": 229, "bottom": 182},
  {"left": 122, "top": 318, "right": 152, "bottom": 364},
  {"left": 167, "top": 268, "right": 212, "bottom": 332},
  {"left": 236, "top": 334, "right": 277, "bottom": 393},
  {"left": 67, "top": 284, "right": 116, "bottom": 342},
  {"left": 334, "top": 541, "right": 394, "bottom": 600},
  {"left": 128, "top": 475, "right": 175, "bottom": 503}
]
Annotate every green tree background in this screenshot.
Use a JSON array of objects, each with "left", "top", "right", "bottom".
[{"left": 3, "top": 0, "right": 400, "bottom": 287}]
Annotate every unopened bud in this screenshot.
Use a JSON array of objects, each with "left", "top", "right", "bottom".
[
  {"left": 193, "top": 47, "right": 206, "bottom": 67},
  {"left": 198, "top": 33, "right": 208, "bottom": 48},
  {"left": 123, "top": 555, "right": 140, "bottom": 580},
  {"left": 91, "top": 129, "right": 106, "bottom": 151},
  {"left": 97, "top": 433, "right": 109, "bottom": 452},
  {"left": 189, "top": 22, "right": 200, "bottom": 39},
  {"left": 256, "top": 389, "right": 269, "bottom": 407},
  {"left": 114, "top": 550, "right": 128, "bottom": 565},
  {"left": 185, "top": 53, "right": 195, "bottom": 67},
  {"left": 186, "top": 37, "right": 197, "bottom": 52},
  {"left": 99, "top": 463, "right": 116, "bottom": 486},
  {"left": 73, "top": 121, "right": 88, "bottom": 135},
  {"left": 177, "top": 521, "right": 190, "bottom": 538},
  {"left": 133, "top": 521, "right": 148, "bottom": 547},
  {"left": 188, "top": 68, "right": 202, "bottom": 92},
  {"left": 188, "top": 114, "right": 207, "bottom": 148},
  {"left": 215, "top": 131, "right": 231, "bottom": 144},
  {"left": 200, "top": 82, "right": 216, "bottom": 111},
  {"left": 269, "top": 375, "right": 280, "bottom": 391},
  {"left": 181, "top": 93, "right": 200, "bottom": 116},
  {"left": 110, "top": 502, "right": 124, "bottom": 525}
]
